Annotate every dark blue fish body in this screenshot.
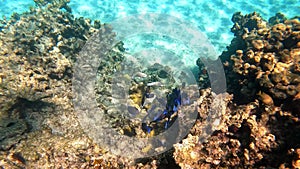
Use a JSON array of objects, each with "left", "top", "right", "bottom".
[
  {"left": 142, "top": 122, "right": 152, "bottom": 133},
  {"left": 173, "top": 105, "right": 178, "bottom": 112},
  {"left": 153, "top": 109, "right": 167, "bottom": 122},
  {"left": 141, "top": 87, "right": 185, "bottom": 133},
  {"left": 164, "top": 120, "right": 169, "bottom": 129}
]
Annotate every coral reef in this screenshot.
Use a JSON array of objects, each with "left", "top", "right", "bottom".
[
  {"left": 0, "top": 0, "right": 101, "bottom": 116},
  {"left": 94, "top": 45, "right": 198, "bottom": 139},
  {"left": 0, "top": 0, "right": 105, "bottom": 160},
  {"left": 0, "top": 0, "right": 181, "bottom": 168},
  {"left": 174, "top": 88, "right": 300, "bottom": 168},
  {"left": 220, "top": 12, "right": 300, "bottom": 112},
  {"left": 174, "top": 91, "right": 277, "bottom": 168},
  {"left": 0, "top": 0, "right": 128, "bottom": 168},
  {"left": 1, "top": 0, "right": 300, "bottom": 168},
  {"left": 180, "top": 12, "right": 300, "bottom": 168}
]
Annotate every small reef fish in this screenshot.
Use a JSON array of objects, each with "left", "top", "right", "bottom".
[
  {"left": 142, "top": 88, "right": 184, "bottom": 133},
  {"left": 147, "top": 82, "right": 163, "bottom": 87},
  {"left": 153, "top": 109, "right": 168, "bottom": 122},
  {"left": 133, "top": 72, "right": 147, "bottom": 78},
  {"left": 142, "top": 95, "right": 156, "bottom": 108},
  {"left": 141, "top": 86, "right": 156, "bottom": 108}
]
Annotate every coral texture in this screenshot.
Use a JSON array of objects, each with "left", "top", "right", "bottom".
[
  {"left": 0, "top": 1, "right": 180, "bottom": 168},
  {"left": 177, "top": 12, "right": 300, "bottom": 168},
  {"left": 220, "top": 12, "right": 300, "bottom": 111},
  {"left": 1, "top": 1, "right": 300, "bottom": 168}
]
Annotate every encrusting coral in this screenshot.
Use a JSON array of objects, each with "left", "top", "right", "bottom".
[
  {"left": 174, "top": 88, "right": 300, "bottom": 168},
  {"left": 0, "top": 0, "right": 125, "bottom": 168},
  {"left": 177, "top": 12, "right": 300, "bottom": 168},
  {"left": 219, "top": 12, "right": 300, "bottom": 114},
  {"left": 0, "top": 0, "right": 101, "bottom": 115},
  {"left": 0, "top": 1, "right": 182, "bottom": 168},
  {"left": 197, "top": 12, "right": 299, "bottom": 106},
  {"left": 1, "top": 1, "right": 300, "bottom": 168}
]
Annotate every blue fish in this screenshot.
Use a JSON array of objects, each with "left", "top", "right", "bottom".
[
  {"left": 173, "top": 105, "right": 178, "bottom": 112},
  {"left": 142, "top": 123, "right": 152, "bottom": 133},
  {"left": 175, "top": 98, "right": 181, "bottom": 106},
  {"left": 153, "top": 109, "right": 168, "bottom": 122},
  {"left": 164, "top": 119, "right": 170, "bottom": 129},
  {"left": 141, "top": 87, "right": 183, "bottom": 132}
]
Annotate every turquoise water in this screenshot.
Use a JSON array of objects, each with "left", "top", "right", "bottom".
[{"left": 1, "top": 0, "right": 299, "bottom": 55}]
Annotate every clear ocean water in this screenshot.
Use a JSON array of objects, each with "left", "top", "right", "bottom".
[{"left": 1, "top": 0, "right": 299, "bottom": 59}]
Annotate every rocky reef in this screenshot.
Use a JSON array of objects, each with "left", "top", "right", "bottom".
[
  {"left": 0, "top": 0, "right": 300, "bottom": 168},
  {"left": 0, "top": 0, "right": 119, "bottom": 168},
  {"left": 179, "top": 12, "right": 300, "bottom": 168},
  {"left": 220, "top": 12, "right": 300, "bottom": 110},
  {"left": 174, "top": 92, "right": 299, "bottom": 168},
  {"left": 0, "top": 0, "right": 100, "bottom": 117},
  {"left": 0, "top": 0, "right": 183, "bottom": 168}
]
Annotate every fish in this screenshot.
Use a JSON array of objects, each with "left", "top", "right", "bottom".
[
  {"left": 142, "top": 122, "right": 152, "bottom": 133},
  {"left": 133, "top": 72, "right": 147, "bottom": 78},
  {"left": 147, "top": 81, "right": 163, "bottom": 87},
  {"left": 141, "top": 87, "right": 183, "bottom": 133},
  {"left": 174, "top": 98, "right": 181, "bottom": 106},
  {"left": 173, "top": 105, "right": 178, "bottom": 112},
  {"left": 141, "top": 94, "right": 156, "bottom": 108},
  {"left": 153, "top": 109, "right": 167, "bottom": 122}
]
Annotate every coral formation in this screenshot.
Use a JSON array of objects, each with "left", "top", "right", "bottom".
[
  {"left": 0, "top": 0, "right": 101, "bottom": 115},
  {"left": 0, "top": 0, "right": 126, "bottom": 168},
  {"left": 0, "top": 0, "right": 182, "bottom": 168},
  {"left": 174, "top": 88, "right": 300, "bottom": 168},
  {"left": 220, "top": 12, "right": 300, "bottom": 112},
  {"left": 179, "top": 12, "right": 300, "bottom": 168},
  {"left": 1, "top": 0, "right": 300, "bottom": 168}
]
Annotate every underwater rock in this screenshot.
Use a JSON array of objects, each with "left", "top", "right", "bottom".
[
  {"left": 34, "top": 0, "right": 72, "bottom": 13},
  {"left": 0, "top": 6, "right": 106, "bottom": 168},
  {"left": 269, "top": 13, "right": 287, "bottom": 25},
  {"left": 196, "top": 59, "right": 210, "bottom": 89},
  {"left": 219, "top": 12, "right": 300, "bottom": 110},
  {"left": 1, "top": 1, "right": 299, "bottom": 168},
  {"left": 0, "top": 118, "right": 28, "bottom": 150},
  {"left": 190, "top": 12, "right": 300, "bottom": 168},
  {"left": 231, "top": 12, "right": 268, "bottom": 37},
  {"left": 173, "top": 88, "right": 300, "bottom": 168},
  {"left": 0, "top": 1, "right": 139, "bottom": 168},
  {"left": 0, "top": 0, "right": 102, "bottom": 118}
]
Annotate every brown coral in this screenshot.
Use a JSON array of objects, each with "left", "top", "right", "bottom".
[
  {"left": 1, "top": 2, "right": 300, "bottom": 168},
  {"left": 220, "top": 12, "right": 300, "bottom": 111},
  {"left": 190, "top": 12, "right": 300, "bottom": 169},
  {"left": 0, "top": 1, "right": 183, "bottom": 168}
]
